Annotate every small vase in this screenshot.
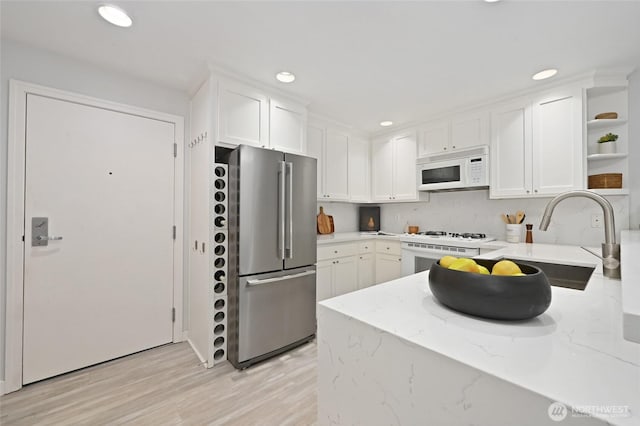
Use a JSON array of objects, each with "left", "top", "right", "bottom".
[{"left": 598, "top": 142, "right": 617, "bottom": 154}]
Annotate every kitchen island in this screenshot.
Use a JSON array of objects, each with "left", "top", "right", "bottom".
[{"left": 317, "top": 242, "right": 640, "bottom": 425}]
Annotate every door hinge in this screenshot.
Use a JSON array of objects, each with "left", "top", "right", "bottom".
[
  {"left": 173, "top": 143, "right": 177, "bottom": 158},
  {"left": 172, "top": 226, "right": 176, "bottom": 240},
  {"left": 172, "top": 307, "right": 176, "bottom": 323},
  {"left": 22, "top": 235, "right": 25, "bottom": 242}
]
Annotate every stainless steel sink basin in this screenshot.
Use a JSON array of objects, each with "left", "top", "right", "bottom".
[{"left": 503, "top": 258, "right": 595, "bottom": 291}]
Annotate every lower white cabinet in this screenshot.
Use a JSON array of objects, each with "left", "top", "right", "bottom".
[
  {"left": 317, "top": 239, "right": 403, "bottom": 302},
  {"left": 374, "top": 240, "right": 402, "bottom": 284},
  {"left": 357, "top": 253, "right": 375, "bottom": 289},
  {"left": 375, "top": 254, "right": 402, "bottom": 284}
]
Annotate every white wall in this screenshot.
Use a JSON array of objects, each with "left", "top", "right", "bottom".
[
  {"left": 316, "top": 202, "right": 358, "bottom": 233},
  {"left": 379, "top": 191, "right": 629, "bottom": 246},
  {"left": 629, "top": 69, "right": 640, "bottom": 229},
  {"left": 0, "top": 38, "right": 190, "bottom": 383}
]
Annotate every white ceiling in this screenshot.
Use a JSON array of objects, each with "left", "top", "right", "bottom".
[{"left": 2, "top": 1, "right": 640, "bottom": 134}]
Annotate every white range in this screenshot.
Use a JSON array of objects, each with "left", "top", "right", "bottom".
[{"left": 400, "top": 231, "right": 495, "bottom": 276}]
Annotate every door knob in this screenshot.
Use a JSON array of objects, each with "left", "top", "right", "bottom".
[{"left": 37, "top": 236, "right": 63, "bottom": 241}]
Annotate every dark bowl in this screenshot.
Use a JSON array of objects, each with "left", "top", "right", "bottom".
[{"left": 428, "top": 259, "right": 552, "bottom": 321}]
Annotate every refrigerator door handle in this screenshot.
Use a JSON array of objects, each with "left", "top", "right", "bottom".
[
  {"left": 246, "top": 270, "right": 316, "bottom": 286},
  {"left": 285, "top": 161, "right": 293, "bottom": 259},
  {"left": 278, "top": 161, "right": 286, "bottom": 260}
]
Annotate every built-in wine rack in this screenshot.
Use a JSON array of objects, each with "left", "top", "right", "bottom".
[{"left": 210, "top": 163, "right": 228, "bottom": 365}]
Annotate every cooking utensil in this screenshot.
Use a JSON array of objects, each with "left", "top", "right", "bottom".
[
  {"left": 317, "top": 206, "right": 333, "bottom": 234},
  {"left": 328, "top": 215, "right": 335, "bottom": 233},
  {"left": 501, "top": 214, "right": 509, "bottom": 224},
  {"left": 516, "top": 211, "right": 525, "bottom": 224}
]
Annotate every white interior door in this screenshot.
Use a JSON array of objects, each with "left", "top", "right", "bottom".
[{"left": 23, "top": 94, "right": 176, "bottom": 384}]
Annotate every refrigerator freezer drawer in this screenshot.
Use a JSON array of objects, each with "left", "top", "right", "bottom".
[{"left": 236, "top": 266, "right": 316, "bottom": 365}]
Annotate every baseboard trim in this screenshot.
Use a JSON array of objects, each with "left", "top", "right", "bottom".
[{"left": 187, "top": 339, "right": 208, "bottom": 368}]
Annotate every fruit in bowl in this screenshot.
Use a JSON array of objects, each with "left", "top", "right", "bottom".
[
  {"left": 438, "top": 257, "right": 526, "bottom": 276},
  {"left": 428, "top": 258, "right": 552, "bottom": 320}
]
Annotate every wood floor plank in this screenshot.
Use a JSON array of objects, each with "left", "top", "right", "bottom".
[{"left": 0, "top": 341, "right": 318, "bottom": 425}]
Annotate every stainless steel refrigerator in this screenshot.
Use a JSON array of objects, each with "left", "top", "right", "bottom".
[{"left": 228, "top": 145, "right": 317, "bottom": 369}]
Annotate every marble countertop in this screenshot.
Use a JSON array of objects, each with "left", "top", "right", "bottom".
[
  {"left": 320, "top": 242, "right": 640, "bottom": 425},
  {"left": 622, "top": 231, "right": 640, "bottom": 343},
  {"left": 317, "top": 231, "right": 400, "bottom": 245}
]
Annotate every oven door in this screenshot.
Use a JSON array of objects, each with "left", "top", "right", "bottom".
[
  {"left": 417, "top": 158, "right": 467, "bottom": 191},
  {"left": 401, "top": 244, "right": 446, "bottom": 276},
  {"left": 401, "top": 242, "right": 480, "bottom": 276}
]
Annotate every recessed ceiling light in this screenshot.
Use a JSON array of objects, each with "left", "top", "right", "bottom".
[
  {"left": 380, "top": 121, "right": 393, "bottom": 127},
  {"left": 276, "top": 71, "right": 296, "bottom": 83},
  {"left": 484, "top": 0, "right": 501, "bottom": 3},
  {"left": 98, "top": 4, "right": 133, "bottom": 28},
  {"left": 532, "top": 68, "right": 558, "bottom": 81}
]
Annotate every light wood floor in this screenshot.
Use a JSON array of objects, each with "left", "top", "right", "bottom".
[{"left": 0, "top": 341, "right": 318, "bottom": 425}]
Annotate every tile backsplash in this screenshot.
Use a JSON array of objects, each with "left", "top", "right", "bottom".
[{"left": 319, "top": 190, "right": 630, "bottom": 247}]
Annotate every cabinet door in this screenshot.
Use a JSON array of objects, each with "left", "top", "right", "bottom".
[
  {"left": 307, "top": 124, "right": 325, "bottom": 198},
  {"left": 332, "top": 256, "right": 358, "bottom": 297},
  {"left": 375, "top": 253, "right": 402, "bottom": 284},
  {"left": 218, "top": 80, "right": 268, "bottom": 147},
  {"left": 532, "top": 89, "right": 584, "bottom": 196},
  {"left": 450, "top": 112, "right": 488, "bottom": 151},
  {"left": 357, "top": 253, "right": 375, "bottom": 290},
  {"left": 270, "top": 99, "right": 307, "bottom": 154},
  {"left": 489, "top": 99, "right": 532, "bottom": 198},
  {"left": 418, "top": 121, "right": 449, "bottom": 156},
  {"left": 316, "top": 260, "right": 333, "bottom": 302},
  {"left": 324, "top": 129, "right": 349, "bottom": 200},
  {"left": 348, "top": 137, "right": 370, "bottom": 202},
  {"left": 392, "top": 132, "right": 418, "bottom": 201},
  {"left": 371, "top": 137, "right": 394, "bottom": 201}
]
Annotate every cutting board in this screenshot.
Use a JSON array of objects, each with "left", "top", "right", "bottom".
[{"left": 317, "top": 206, "right": 333, "bottom": 234}]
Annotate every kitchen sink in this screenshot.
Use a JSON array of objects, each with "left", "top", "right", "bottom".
[{"left": 503, "top": 258, "right": 595, "bottom": 291}]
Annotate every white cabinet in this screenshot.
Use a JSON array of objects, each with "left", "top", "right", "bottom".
[
  {"left": 316, "top": 242, "right": 358, "bottom": 301},
  {"left": 357, "top": 254, "right": 375, "bottom": 289},
  {"left": 307, "top": 123, "right": 349, "bottom": 201},
  {"left": 217, "top": 79, "right": 269, "bottom": 148},
  {"left": 316, "top": 260, "right": 334, "bottom": 302},
  {"left": 490, "top": 87, "right": 583, "bottom": 199},
  {"left": 325, "top": 129, "right": 350, "bottom": 200},
  {"left": 216, "top": 78, "right": 307, "bottom": 153},
  {"left": 531, "top": 88, "right": 583, "bottom": 196},
  {"left": 490, "top": 98, "right": 532, "bottom": 198},
  {"left": 372, "top": 131, "right": 418, "bottom": 202},
  {"left": 332, "top": 256, "right": 358, "bottom": 297},
  {"left": 374, "top": 240, "right": 402, "bottom": 284},
  {"left": 418, "top": 113, "right": 488, "bottom": 157},
  {"left": 348, "top": 136, "right": 370, "bottom": 202},
  {"left": 269, "top": 98, "right": 307, "bottom": 154}
]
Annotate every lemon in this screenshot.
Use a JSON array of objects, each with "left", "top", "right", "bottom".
[
  {"left": 448, "top": 258, "right": 480, "bottom": 273},
  {"left": 439, "top": 255, "right": 458, "bottom": 268},
  {"left": 512, "top": 273, "right": 526, "bottom": 276},
  {"left": 491, "top": 260, "right": 523, "bottom": 276},
  {"left": 477, "top": 265, "right": 490, "bottom": 275}
]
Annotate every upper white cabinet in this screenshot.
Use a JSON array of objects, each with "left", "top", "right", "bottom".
[
  {"left": 372, "top": 131, "right": 418, "bottom": 202},
  {"left": 213, "top": 77, "right": 307, "bottom": 154},
  {"left": 418, "top": 112, "right": 488, "bottom": 157},
  {"left": 269, "top": 98, "right": 307, "bottom": 154},
  {"left": 531, "top": 88, "right": 583, "bottom": 196},
  {"left": 307, "top": 123, "right": 349, "bottom": 201},
  {"left": 490, "top": 98, "right": 532, "bottom": 198},
  {"left": 218, "top": 79, "right": 269, "bottom": 148},
  {"left": 490, "top": 86, "right": 583, "bottom": 199},
  {"left": 348, "top": 136, "right": 370, "bottom": 202}
]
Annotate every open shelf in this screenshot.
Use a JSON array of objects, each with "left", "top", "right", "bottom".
[
  {"left": 586, "top": 118, "right": 627, "bottom": 130},
  {"left": 586, "top": 153, "right": 628, "bottom": 161},
  {"left": 588, "top": 188, "right": 629, "bottom": 196}
]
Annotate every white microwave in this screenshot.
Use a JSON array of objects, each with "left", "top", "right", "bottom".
[{"left": 417, "top": 146, "right": 489, "bottom": 191}]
